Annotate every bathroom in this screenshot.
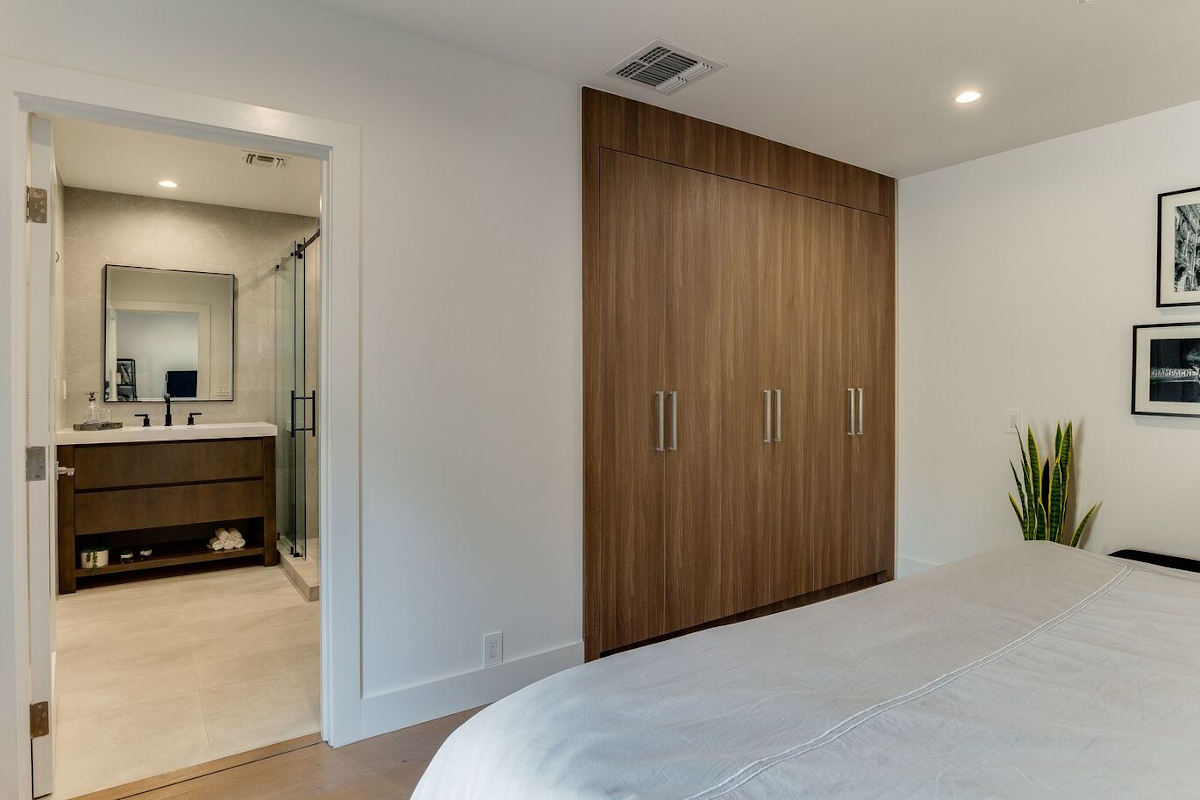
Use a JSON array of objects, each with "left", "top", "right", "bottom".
[{"left": 42, "top": 114, "right": 324, "bottom": 798}]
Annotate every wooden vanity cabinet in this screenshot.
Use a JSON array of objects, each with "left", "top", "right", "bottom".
[{"left": 57, "top": 436, "right": 277, "bottom": 593}]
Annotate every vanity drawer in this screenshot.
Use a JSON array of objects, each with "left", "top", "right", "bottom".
[
  {"left": 75, "top": 480, "right": 266, "bottom": 535},
  {"left": 73, "top": 438, "right": 264, "bottom": 490}
]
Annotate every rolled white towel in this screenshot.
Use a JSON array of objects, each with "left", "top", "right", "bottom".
[
  {"left": 217, "top": 528, "right": 233, "bottom": 543},
  {"left": 207, "top": 537, "right": 222, "bottom": 551}
]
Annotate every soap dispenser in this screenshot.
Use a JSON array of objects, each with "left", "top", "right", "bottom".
[{"left": 72, "top": 392, "right": 120, "bottom": 431}]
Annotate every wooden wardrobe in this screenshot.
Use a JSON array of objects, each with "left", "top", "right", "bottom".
[{"left": 583, "top": 88, "right": 895, "bottom": 660}]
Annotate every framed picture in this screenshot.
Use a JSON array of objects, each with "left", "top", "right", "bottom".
[
  {"left": 1132, "top": 322, "right": 1200, "bottom": 418},
  {"left": 1158, "top": 187, "right": 1200, "bottom": 307}
]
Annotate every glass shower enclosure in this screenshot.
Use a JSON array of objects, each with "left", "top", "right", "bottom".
[{"left": 275, "top": 240, "right": 313, "bottom": 558}]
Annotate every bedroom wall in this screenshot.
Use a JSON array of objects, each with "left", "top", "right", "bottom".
[
  {"left": 0, "top": 0, "right": 581, "bottom": 749},
  {"left": 897, "top": 98, "right": 1200, "bottom": 575}
]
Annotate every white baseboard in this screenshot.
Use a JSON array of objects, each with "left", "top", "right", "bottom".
[
  {"left": 360, "top": 641, "right": 583, "bottom": 739},
  {"left": 896, "top": 555, "right": 941, "bottom": 578}
]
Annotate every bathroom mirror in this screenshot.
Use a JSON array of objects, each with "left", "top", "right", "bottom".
[{"left": 103, "top": 264, "right": 235, "bottom": 402}]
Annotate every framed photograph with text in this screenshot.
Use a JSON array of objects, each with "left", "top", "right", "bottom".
[
  {"left": 1158, "top": 187, "right": 1200, "bottom": 307},
  {"left": 1132, "top": 322, "right": 1200, "bottom": 418}
]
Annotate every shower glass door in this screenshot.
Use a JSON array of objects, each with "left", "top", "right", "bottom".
[{"left": 275, "top": 242, "right": 307, "bottom": 558}]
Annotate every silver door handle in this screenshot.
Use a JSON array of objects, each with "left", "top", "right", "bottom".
[
  {"left": 848, "top": 388, "right": 855, "bottom": 436},
  {"left": 655, "top": 390, "right": 665, "bottom": 452},
  {"left": 857, "top": 388, "right": 864, "bottom": 436},
  {"left": 774, "top": 388, "right": 782, "bottom": 442},
  {"left": 56, "top": 465, "right": 74, "bottom": 477},
  {"left": 669, "top": 391, "right": 678, "bottom": 451},
  {"left": 763, "top": 389, "right": 772, "bottom": 443}
]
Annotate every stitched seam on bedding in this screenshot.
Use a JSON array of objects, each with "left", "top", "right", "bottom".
[{"left": 687, "top": 565, "right": 1132, "bottom": 800}]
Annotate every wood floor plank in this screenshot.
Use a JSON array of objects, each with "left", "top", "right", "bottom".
[{"left": 89, "top": 709, "right": 479, "bottom": 800}]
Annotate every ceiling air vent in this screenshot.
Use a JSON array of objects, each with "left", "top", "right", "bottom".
[
  {"left": 607, "top": 40, "right": 724, "bottom": 94},
  {"left": 243, "top": 151, "right": 289, "bottom": 169}
]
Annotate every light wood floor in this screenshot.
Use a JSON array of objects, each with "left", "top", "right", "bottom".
[{"left": 81, "top": 708, "right": 479, "bottom": 800}]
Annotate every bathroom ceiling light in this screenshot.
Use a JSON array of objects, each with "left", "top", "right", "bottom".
[
  {"left": 955, "top": 90, "right": 982, "bottom": 105},
  {"left": 157, "top": 179, "right": 178, "bottom": 188}
]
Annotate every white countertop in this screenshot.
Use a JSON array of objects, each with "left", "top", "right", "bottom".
[{"left": 57, "top": 422, "right": 277, "bottom": 445}]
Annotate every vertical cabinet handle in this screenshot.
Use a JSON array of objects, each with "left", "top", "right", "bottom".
[
  {"left": 848, "top": 388, "right": 855, "bottom": 436},
  {"left": 763, "top": 390, "right": 772, "bottom": 443},
  {"left": 669, "top": 391, "right": 678, "bottom": 451},
  {"left": 655, "top": 390, "right": 665, "bottom": 452},
  {"left": 774, "top": 388, "right": 782, "bottom": 442},
  {"left": 857, "top": 387, "right": 864, "bottom": 436}
]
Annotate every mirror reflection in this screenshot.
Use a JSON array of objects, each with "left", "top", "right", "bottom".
[{"left": 103, "top": 264, "right": 235, "bottom": 402}]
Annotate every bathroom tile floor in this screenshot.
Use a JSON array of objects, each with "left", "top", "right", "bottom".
[{"left": 51, "top": 564, "right": 319, "bottom": 799}]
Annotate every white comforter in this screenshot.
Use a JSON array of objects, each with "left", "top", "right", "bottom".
[{"left": 413, "top": 542, "right": 1200, "bottom": 798}]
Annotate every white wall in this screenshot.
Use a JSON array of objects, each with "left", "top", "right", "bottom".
[
  {"left": 0, "top": 0, "right": 581, "bottom": 752},
  {"left": 898, "top": 99, "right": 1200, "bottom": 573}
]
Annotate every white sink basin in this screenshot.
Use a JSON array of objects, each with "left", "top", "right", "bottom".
[{"left": 57, "top": 421, "right": 277, "bottom": 445}]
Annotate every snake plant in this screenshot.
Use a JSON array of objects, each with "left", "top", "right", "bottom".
[{"left": 1008, "top": 422, "right": 1099, "bottom": 547}]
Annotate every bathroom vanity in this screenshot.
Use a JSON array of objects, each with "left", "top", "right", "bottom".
[{"left": 56, "top": 423, "right": 278, "bottom": 593}]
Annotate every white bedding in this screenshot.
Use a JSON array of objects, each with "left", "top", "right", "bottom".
[{"left": 413, "top": 542, "right": 1200, "bottom": 798}]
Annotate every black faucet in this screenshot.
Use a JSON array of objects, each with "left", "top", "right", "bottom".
[
  {"left": 188, "top": 412, "right": 202, "bottom": 426},
  {"left": 135, "top": 413, "right": 150, "bottom": 428},
  {"left": 163, "top": 394, "right": 173, "bottom": 427}
]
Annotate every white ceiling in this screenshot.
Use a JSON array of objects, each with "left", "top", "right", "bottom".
[
  {"left": 51, "top": 116, "right": 321, "bottom": 217},
  {"left": 302, "top": 0, "right": 1200, "bottom": 177}
]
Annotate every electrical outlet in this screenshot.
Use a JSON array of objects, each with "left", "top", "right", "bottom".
[
  {"left": 483, "top": 631, "right": 503, "bottom": 668},
  {"left": 1005, "top": 409, "right": 1023, "bottom": 435}
]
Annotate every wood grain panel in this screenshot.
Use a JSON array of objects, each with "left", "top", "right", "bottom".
[
  {"left": 587, "top": 88, "right": 895, "bottom": 217},
  {"left": 75, "top": 480, "right": 265, "bottom": 535},
  {"left": 583, "top": 88, "right": 605, "bottom": 661},
  {"left": 774, "top": 194, "right": 841, "bottom": 602},
  {"left": 262, "top": 437, "right": 279, "bottom": 567},
  {"left": 597, "top": 149, "right": 667, "bottom": 651},
  {"left": 849, "top": 209, "right": 897, "bottom": 580},
  {"left": 74, "top": 438, "right": 264, "bottom": 490},
  {"left": 812, "top": 206, "right": 860, "bottom": 590},
  {"left": 663, "top": 160, "right": 724, "bottom": 633},
  {"left": 57, "top": 445, "right": 77, "bottom": 594},
  {"left": 719, "top": 178, "right": 777, "bottom": 617}
]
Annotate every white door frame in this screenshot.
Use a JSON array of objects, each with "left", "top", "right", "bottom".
[{"left": 1, "top": 55, "right": 364, "bottom": 800}]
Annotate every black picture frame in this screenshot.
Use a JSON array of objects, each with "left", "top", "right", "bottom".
[
  {"left": 1157, "top": 186, "right": 1200, "bottom": 308},
  {"left": 1132, "top": 321, "right": 1200, "bottom": 418}
]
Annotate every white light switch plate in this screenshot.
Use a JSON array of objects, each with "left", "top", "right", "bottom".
[{"left": 1005, "top": 409, "right": 1023, "bottom": 435}]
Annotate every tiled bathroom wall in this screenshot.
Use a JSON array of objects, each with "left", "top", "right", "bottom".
[{"left": 61, "top": 188, "right": 317, "bottom": 429}]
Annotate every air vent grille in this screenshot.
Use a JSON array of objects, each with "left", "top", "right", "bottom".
[
  {"left": 607, "top": 40, "right": 724, "bottom": 95},
  {"left": 242, "top": 152, "right": 289, "bottom": 169}
]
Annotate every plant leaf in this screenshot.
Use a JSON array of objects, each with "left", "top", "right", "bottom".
[
  {"left": 1009, "top": 494, "right": 1025, "bottom": 528},
  {"left": 1069, "top": 502, "right": 1100, "bottom": 548},
  {"left": 1020, "top": 446, "right": 1036, "bottom": 539}
]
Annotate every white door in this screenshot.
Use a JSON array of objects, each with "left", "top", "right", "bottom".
[{"left": 25, "top": 114, "right": 57, "bottom": 798}]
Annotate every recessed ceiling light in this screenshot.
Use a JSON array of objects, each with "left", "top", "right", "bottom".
[
  {"left": 955, "top": 90, "right": 982, "bottom": 105},
  {"left": 157, "top": 179, "right": 178, "bottom": 188}
]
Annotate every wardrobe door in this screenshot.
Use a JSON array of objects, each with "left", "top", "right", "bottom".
[
  {"left": 847, "top": 209, "right": 896, "bottom": 580},
  {"left": 774, "top": 194, "right": 843, "bottom": 601},
  {"left": 663, "top": 167, "right": 725, "bottom": 633},
  {"left": 598, "top": 150, "right": 668, "bottom": 651},
  {"left": 812, "top": 205, "right": 861, "bottom": 591},
  {"left": 720, "top": 179, "right": 779, "bottom": 617}
]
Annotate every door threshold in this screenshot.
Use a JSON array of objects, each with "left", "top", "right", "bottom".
[{"left": 67, "top": 733, "right": 322, "bottom": 800}]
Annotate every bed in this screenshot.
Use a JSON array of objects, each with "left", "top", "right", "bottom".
[{"left": 413, "top": 542, "right": 1200, "bottom": 798}]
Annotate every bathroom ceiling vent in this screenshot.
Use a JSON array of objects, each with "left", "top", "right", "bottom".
[
  {"left": 243, "top": 152, "right": 289, "bottom": 169},
  {"left": 606, "top": 40, "right": 724, "bottom": 94}
]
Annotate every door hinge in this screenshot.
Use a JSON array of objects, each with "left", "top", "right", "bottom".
[
  {"left": 25, "top": 446, "right": 46, "bottom": 482},
  {"left": 29, "top": 701, "right": 49, "bottom": 738},
  {"left": 25, "top": 186, "right": 47, "bottom": 224}
]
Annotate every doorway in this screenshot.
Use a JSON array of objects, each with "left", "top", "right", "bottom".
[
  {"left": 37, "top": 113, "right": 325, "bottom": 798},
  {"left": 6, "top": 60, "right": 364, "bottom": 800}
]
